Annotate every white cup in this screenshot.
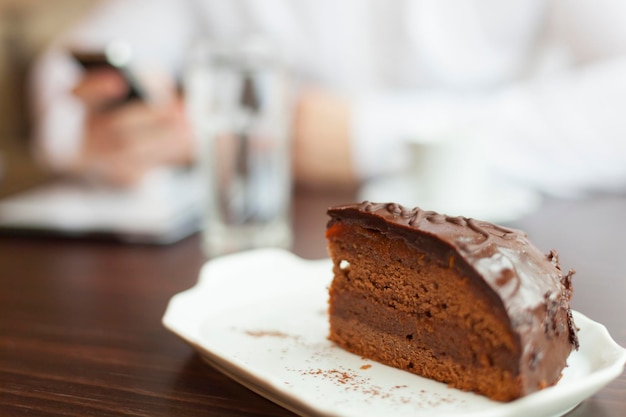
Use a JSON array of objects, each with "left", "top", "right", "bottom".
[{"left": 405, "top": 131, "right": 489, "bottom": 212}]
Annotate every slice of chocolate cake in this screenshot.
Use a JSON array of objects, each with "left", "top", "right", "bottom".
[{"left": 326, "top": 201, "right": 578, "bottom": 402}]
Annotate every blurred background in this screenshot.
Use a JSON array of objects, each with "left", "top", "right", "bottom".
[
  {"left": 4, "top": 0, "right": 626, "bottom": 219},
  {"left": 0, "top": 0, "right": 97, "bottom": 197}
]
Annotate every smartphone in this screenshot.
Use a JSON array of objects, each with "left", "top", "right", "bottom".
[{"left": 72, "top": 47, "right": 146, "bottom": 108}]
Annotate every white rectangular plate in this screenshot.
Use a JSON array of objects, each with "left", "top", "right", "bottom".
[{"left": 163, "top": 249, "right": 626, "bottom": 417}]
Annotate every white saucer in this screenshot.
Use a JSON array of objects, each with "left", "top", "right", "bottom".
[{"left": 358, "top": 175, "right": 542, "bottom": 224}]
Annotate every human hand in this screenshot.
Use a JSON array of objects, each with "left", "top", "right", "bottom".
[
  {"left": 292, "top": 88, "right": 356, "bottom": 188},
  {"left": 71, "top": 68, "right": 194, "bottom": 186}
]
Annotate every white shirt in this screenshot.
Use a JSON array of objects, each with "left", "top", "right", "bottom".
[{"left": 30, "top": 0, "right": 626, "bottom": 196}]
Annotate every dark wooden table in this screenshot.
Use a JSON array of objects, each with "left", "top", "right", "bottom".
[{"left": 0, "top": 187, "right": 624, "bottom": 416}]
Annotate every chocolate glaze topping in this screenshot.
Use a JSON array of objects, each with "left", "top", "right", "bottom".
[{"left": 327, "top": 201, "right": 579, "bottom": 389}]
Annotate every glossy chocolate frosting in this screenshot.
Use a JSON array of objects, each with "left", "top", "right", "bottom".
[{"left": 327, "top": 201, "right": 579, "bottom": 392}]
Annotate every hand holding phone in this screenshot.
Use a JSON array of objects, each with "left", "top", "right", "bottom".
[{"left": 72, "top": 41, "right": 147, "bottom": 109}]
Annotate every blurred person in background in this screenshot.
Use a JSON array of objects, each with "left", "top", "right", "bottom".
[{"left": 29, "top": 0, "right": 626, "bottom": 195}]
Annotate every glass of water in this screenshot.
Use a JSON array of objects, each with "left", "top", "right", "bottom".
[{"left": 185, "top": 37, "right": 293, "bottom": 258}]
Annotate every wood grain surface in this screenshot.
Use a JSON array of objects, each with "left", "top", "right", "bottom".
[{"left": 0, "top": 187, "right": 624, "bottom": 417}]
